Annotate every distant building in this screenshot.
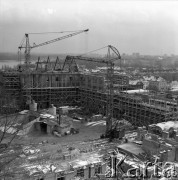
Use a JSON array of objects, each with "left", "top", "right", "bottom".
[
  {"left": 142, "top": 81, "right": 149, "bottom": 90},
  {"left": 170, "top": 81, "right": 178, "bottom": 89},
  {"left": 128, "top": 80, "right": 144, "bottom": 90},
  {"left": 149, "top": 78, "right": 168, "bottom": 92},
  {"left": 132, "top": 52, "right": 140, "bottom": 57}
]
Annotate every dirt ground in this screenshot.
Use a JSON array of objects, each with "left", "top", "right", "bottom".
[{"left": 15, "top": 120, "right": 106, "bottom": 146}]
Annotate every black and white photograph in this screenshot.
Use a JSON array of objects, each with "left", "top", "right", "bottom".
[{"left": 0, "top": 0, "right": 178, "bottom": 179}]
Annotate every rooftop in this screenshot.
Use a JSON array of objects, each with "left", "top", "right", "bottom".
[
  {"left": 155, "top": 121, "right": 178, "bottom": 131},
  {"left": 121, "top": 89, "right": 149, "bottom": 94},
  {"left": 117, "top": 142, "right": 147, "bottom": 161}
]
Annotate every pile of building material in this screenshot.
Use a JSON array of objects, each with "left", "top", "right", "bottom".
[{"left": 8, "top": 139, "right": 110, "bottom": 180}]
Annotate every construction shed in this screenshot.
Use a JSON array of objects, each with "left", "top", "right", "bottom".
[{"left": 33, "top": 119, "right": 60, "bottom": 134}]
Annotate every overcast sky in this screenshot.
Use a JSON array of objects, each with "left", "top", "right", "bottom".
[{"left": 0, "top": 0, "right": 178, "bottom": 55}]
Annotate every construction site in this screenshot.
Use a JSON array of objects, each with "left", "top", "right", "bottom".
[
  {"left": 1, "top": 29, "right": 178, "bottom": 180},
  {"left": 0, "top": 29, "right": 178, "bottom": 128}
]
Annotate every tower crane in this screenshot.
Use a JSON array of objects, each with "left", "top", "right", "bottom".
[
  {"left": 18, "top": 29, "right": 88, "bottom": 108},
  {"left": 62, "top": 45, "right": 121, "bottom": 132},
  {"left": 18, "top": 29, "right": 89, "bottom": 66}
]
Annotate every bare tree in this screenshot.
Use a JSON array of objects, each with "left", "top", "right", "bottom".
[{"left": 0, "top": 95, "right": 26, "bottom": 179}]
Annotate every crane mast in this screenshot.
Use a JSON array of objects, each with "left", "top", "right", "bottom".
[
  {"left": 63, "top": 45, "right": 121, "bottom": 132},
  {"left": 18, "top": 29, "right": 89, "bottom": 65}
]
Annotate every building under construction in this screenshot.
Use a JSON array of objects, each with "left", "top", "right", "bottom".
[
  {"left": 0, "top": 55, "right": 177, "bottom": 128},
  {"left": 0, "top": 29, "right": 177, "bottom": 129}
]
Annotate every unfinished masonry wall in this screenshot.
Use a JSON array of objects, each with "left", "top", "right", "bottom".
[
  {"left": 20, "top": 72, "right": 81, "bottom": 109},
  {"left": 1, "top": 71, "right": 177, "bottom": 127},
  {"left": 20, "top": 72, "right": 81, "bottom": 89}
]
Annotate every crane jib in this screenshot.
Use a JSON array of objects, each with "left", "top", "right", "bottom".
[
  {"left": 18, "top": 29, "right": 89, "bottom": 65},
  {"left": 31, "top": 30, "right": 89, "bottom": 49}
]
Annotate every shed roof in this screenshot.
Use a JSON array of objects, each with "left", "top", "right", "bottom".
[
  {"left": 156, "top": 121, "right": 178, "bottom": 131},
  {"left": 117, "top": 143, "right": 146, "bottom": 161}
]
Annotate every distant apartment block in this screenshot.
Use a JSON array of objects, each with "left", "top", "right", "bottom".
[{"left": 149, "top": 79, "right": 169, "bottom": 92}]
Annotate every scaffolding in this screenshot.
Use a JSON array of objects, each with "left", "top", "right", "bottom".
[
  {"left": 1, "top": 68, "right": 178, "bottom": 125},
  {"left": 113, "top": 92, "right": 178, "bottom": 127},
  {"left": 2, "top": 71, "right": 21, "bottom": 96},
  {"left": 0, "top": 57, "right": 178, "bottom": 126},
  {"left": 0, "top": 71, "right": 22, "bottom": 113},
  {"left": 20, "top": 71, "right": 81, "bottom": 109}
]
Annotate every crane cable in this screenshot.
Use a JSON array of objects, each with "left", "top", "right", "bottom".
[
  {"left": 28, "top": 30, "right": 85, "bottom": 35},
  {"left": 78, "top": 45, "right": 108, "bottom": 57}
]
